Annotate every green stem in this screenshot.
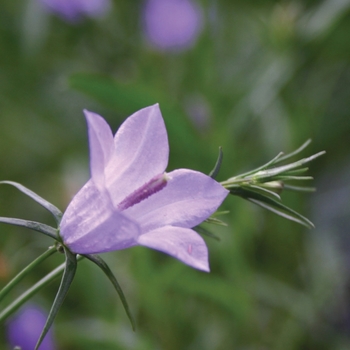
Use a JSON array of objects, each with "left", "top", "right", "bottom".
[
  {"left": 0, "top": 246, "right": 57, "bottom": 303},
  {"left": 0, "top": 255, "right": 84, "bottom": 323}
]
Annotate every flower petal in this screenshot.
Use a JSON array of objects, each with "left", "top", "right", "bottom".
[
  {"left": 60, "top": 181, "right": 140, "bottom": 254},
  {"left": 137, "top": 225, "right": 209, "bottom": 271},
  {"left": 123, "top": 169, "right": 229, "bottom": 232},
  {"left": 84, "top": 110, "right": 115, "bottom": 191},
  {"left": 105, "top": 104, "right": 169, "bottom": 206}
]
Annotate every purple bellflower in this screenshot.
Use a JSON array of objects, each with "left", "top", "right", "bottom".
[
  {"left": 7, "top": 304, "right": 56, "bottom": 350},
  {"left": 59, "top": 104, "right": 228, "bottom": 271},
  {"left": 40, "top": 0, "right": 111, "bottom": 22},
  {"left": 143, "top": 0, "right": 203, "bottom": 51}
]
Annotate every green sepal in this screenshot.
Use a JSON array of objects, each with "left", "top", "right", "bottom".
[
  {"left": 0, "top": 217, "right": 58, "bottom": 240},
  {"left": 209, "top": 147, "right": 223, "bottom": 179},
  {"left": 83, "top": 254, "right": 136, "bottom": 331},
  {"left": 193, "top": 225, "right": 221, "bottom": 241},
  {"left": 0, "top": 246, "right": 57, "bottom": 303},
  {"left": 35, "top": 248, "right": 77, "bottom": 350},
  {"left": 0, "top": 181, "right": 62, "bottom": 224},
  {"left": 230, "top": 188, "right": 314, "bottom": 229}
]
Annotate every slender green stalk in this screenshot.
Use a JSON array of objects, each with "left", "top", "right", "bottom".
[
  {"left": 0, "top": 255, "right": 84, "bottom": 323},
  {"left": 0, "top": 246, "right": 57, "bottom": 303}
]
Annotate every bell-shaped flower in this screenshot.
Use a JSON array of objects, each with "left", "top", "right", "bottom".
[{"left": 59, "top": 104, "right": 228, "bottom": 271}]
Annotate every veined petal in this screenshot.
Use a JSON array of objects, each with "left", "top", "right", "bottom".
[
  {"left": 106, "top": 104, "right": 169, "bottom": 206},
  {"left": 123, "top": 169, "right": 229, "bottom": 232},
  {"left": 137, "top": 226, "right": 209, "bottom": 271},
  {"left": 84, "top": 110, "right": 115, "bottom": 191},
  {"left": 60, "top": 181, "right": 140, "bottom": 254}
]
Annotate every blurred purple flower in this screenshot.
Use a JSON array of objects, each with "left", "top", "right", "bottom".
[
  {"left": 143, "top": 0, "right": 203, "bottom": 51},
  {"left": 7, "top": 304, "right": 55, "bottom": 350},
  {"left": 60, "top": 104, "right": 228, "bottom": 271},
  {"left": 40, "top": 0, "right": 111, "bottom": 22}
]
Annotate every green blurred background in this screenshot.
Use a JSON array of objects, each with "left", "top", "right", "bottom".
[{"left": 0, "top": 0, "right": 349, "bottom": 349}]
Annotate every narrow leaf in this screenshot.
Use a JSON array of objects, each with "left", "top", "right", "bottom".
[
  {"left": 230, "top": 188, "right": 314, "bottom": 228},
  {"left": 226, "top": 152, "right": 284, "bottom": 182},
  {"left": 283, "top": 184, "right": 316, "bottom": 192},
  {"left": 252, "top": 151, "right": 325, "bottom": 180},
  {"left": 83, "top": 254, "right": 136, "bottom": 331},
  {"left": 281, "top": 167, "right": 310, "bottom": 175},
  {"left": 209, "top": 147, "right": 223, "bottom": 179},
  {"left": 242, "top": 184, "right": 281, "bottom": 201},
  {"left": 35, "top": 249, "right": 77, "bottom": 350},
  {"left": 0, "top": 181, "right": 62, "bottom": 224},
  {"left": 273, "top": 175, "right": 313, "bottom": 181},
  {"left": 248, "top": 198, "right": 314, "bottom": 228},
  {"left": 0, "top": 217, "right": 58, "bottom": 240},
  {"left": 0, "top": 246, "right": 57, "bottom": 303},
  {"left": 275, "top": 139, "right": 312, "bottom": 164}
]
